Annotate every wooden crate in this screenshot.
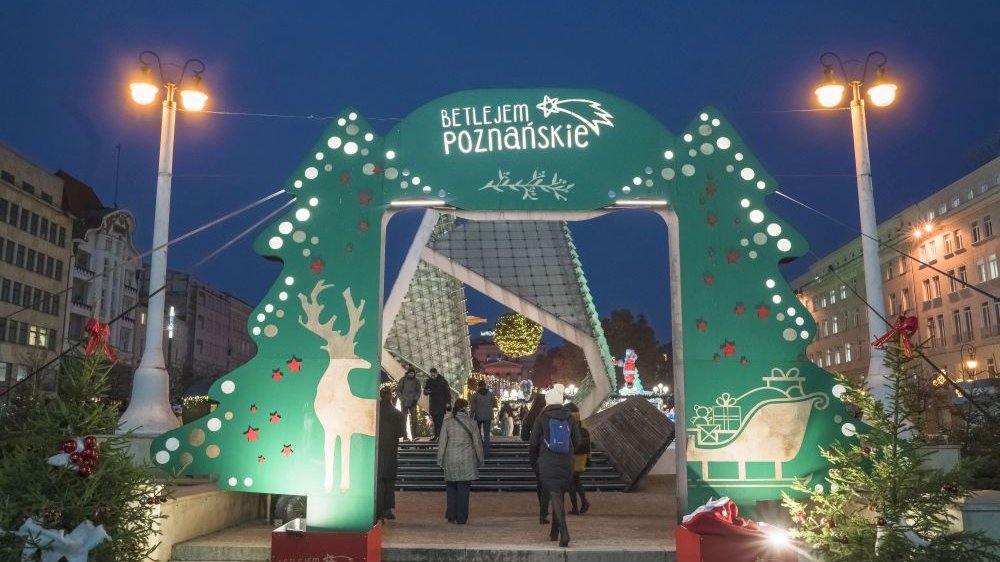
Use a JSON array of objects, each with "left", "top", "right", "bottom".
[{"left": 584, "top": 396, "right": 674, "bottom": 490}]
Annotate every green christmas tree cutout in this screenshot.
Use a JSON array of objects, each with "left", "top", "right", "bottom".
[
  {"left": 662, "top": 108, "right": 853, "bottom": 511},
  {"left": 151, "top": 109, "right": 386, "bottom": 531}
]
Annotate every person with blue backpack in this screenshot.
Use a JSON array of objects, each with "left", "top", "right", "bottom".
[{"left": 528, "top": 383, "right": 580, "bottom": 548}]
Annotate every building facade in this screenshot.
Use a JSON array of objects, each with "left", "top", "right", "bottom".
[
  {"left": 793, "top": 156, "right": 1000, "bottom": 429},
  {"left": 141, "top": 271, "right": 256, "bottom": 395},
  {"left": 59, "top": 172, "right": 143, "bottom": 366},
  {"left": 0, "top": 144, "right": 73, "bottom": 394}
]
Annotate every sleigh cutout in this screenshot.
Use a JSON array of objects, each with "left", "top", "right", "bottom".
[{"left": 687, "top": 368, "right": 829, "bottom": 485}]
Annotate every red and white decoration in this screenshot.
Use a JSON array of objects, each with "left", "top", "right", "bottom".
[{"left": 47, "top": 436, "right": 100, "bottom": 479}]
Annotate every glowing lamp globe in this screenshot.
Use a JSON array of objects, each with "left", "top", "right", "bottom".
[
  {"left": 867, "top": 82, "right": 897, "bottom": 107},
  {"left": 493, "top": 312, "right": 542, "bottom": 358},
  {"left": 815, "top": 83, "right": 844, "bottom": 108},
  {"left": 180, "top": 76, "right": 208, "bottom": 111},
  {"left": 130, "top": 81, "right": 158, "bottom": 105}
]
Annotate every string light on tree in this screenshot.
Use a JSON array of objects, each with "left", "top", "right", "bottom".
[{"left": 493, "top": 312, "right": 542, "bottom": 358}]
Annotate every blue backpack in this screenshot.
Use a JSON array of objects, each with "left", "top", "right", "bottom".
[{"left": 545, "top": 417, "right": 572, "bottom": 454}]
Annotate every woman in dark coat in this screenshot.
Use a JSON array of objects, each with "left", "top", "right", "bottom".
[
  {"left": 377, "top": 388, "right": 405, "bottom": 521},
  {"left": 529, "top": 384, "right": 580, "bottom": 547},
  {"left": 520, "top": 393, "right": 549, "bottom": 521}
]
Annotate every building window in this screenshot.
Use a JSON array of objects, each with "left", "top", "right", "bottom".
[
  {"left": 825, "top": 350, "right": 832, "bottom": 367},
  {"left": 972, "top": 221, "right": 982, "bottom": 243},
  {"left": 820, "top": 296, "right": 827, "bottom": 308},
  {"left": 927, "top": 318, "right": 937, "bottom": 347},
  {"left": 927, "top": 240, "right": 937, "bottom": 260},
  {"left": 885, "top": 261, "right": 895, "bottom": 280},
  {"left": 982, "top": 301, "right": 993, "bottom": 331},
  {"left": 947, "top": 270, "right": 958, "bottom": 293},
  {"left": 889, "top": 294, "right": 899, "bottom": 315},
  {"left": 832, "top": 315, "right": 840, "bottom": 334},
  {"left": 932, "top": 276, "right": 941, "bottom": 298},
  {"left": 952, "top": 310, "right": 962, "bottom": 342},
  {"left": 901, "top": 288, "right": 910, "bottom": 312},
  {"left": 835, "top": 349, "right": 842, "bottom": 365},
  {"left": 840, "top": 285, "right": 847, "bottom": 299},
  {"left": 845, "top": 343, "right": 853, "bottom": 362},
  {"left": 829, "top": 290, "right": 837, "bottom": 305},
  {"left": 918, "top": 245, "right": 927, "bottom": 264},
  {"left": 954, "top": 229, "right": 964, "bottom": 250},
  {"left": 943, "top": 233, "right": 953, "bottom": 255},
  {"left": 952, "top": 196, "right": 960, "bottom": 209},
  {"left": 936, "top": 315, "right": 946, "bottom": 345},
  {"left": 958, "top": 266, "right": 968, "bottom": 287},
  {"left": 0, "top": 170, "right": 14, "bottom": 184},
  {"left": 985, "top": 215, "right": 994, "bottom": 238},
  {"left": 989, "top": 254, "right": 999, "bottom": 280},
  {"left": 922, "top": 279, "right": 931, "bottom": 302},
  {"left": 978, "top": 258, "right": 988, "bottom": 282}
]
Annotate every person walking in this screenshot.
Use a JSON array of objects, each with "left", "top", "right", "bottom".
[
  {"left": 520, "top": 393, "right": 549, "bottom": 522},
  {"left": 469, "top": 380, "right": 498, "bottom": 457},
  {"left": 423, "top": 368, "right": 452, "bottom": 441},
  {"left": 437, "top": 398, "right": 484, "bottom": 525},
  {"left": 396, "top": 368, "right": 421, "bottom": 439},
  {"left": 376, "top": 387, "right": 405, "bottom": 521},
  {"left": 529, "top": 384, "right": 580, "bottom": 548},
  {"left": 499, "top": 400, "right": 516, "bottom": 437},
  {"left": 565, "top": 402, "right": 591, "bottom": 515}
]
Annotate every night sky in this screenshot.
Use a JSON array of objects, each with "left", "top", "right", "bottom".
[{"left": 2, "top": 2, "right": 997, "bottom": 345}]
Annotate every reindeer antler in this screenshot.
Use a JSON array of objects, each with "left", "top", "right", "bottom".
[{"left": 298, "top": 280, "right": 367, "bottom": 357}]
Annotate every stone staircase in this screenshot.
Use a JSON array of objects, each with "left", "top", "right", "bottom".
[{"left": 396, "top": 437, "right": 627, "bottom": 491}]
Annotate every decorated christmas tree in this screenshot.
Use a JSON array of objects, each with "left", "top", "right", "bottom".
[
  {"left": 151, "top": 110, "right": 386, "bottom": 531},
  {"left": 782, "top": 336, "right": 1000, "bottom": 560},
  {"left": 0, "top": 340, "right": 162, "bottom": 561}
]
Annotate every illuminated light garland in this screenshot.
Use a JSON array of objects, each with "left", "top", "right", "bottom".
[{"left": 493, "top": 312, "right": 543, "bottom": 358}]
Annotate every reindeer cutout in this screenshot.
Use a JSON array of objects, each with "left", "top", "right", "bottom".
[{"left": 298, "top": 280, "right": 375, "bottom": 493}]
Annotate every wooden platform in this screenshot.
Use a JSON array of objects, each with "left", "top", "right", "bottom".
[{"left": 170, "top": 476, "right": 677, "bottom": 562}]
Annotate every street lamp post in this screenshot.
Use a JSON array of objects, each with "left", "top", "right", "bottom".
[
  {"left": 119, "top": 51, "right": 208, "bottom": 435},
  {"left": 814, "top": 51, "right": 898, "bottom": 405}
]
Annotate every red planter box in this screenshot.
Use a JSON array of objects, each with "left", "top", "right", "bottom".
[
  {"left": 676, "top": 525, "right": 797, "bottom": 562},
  {"left": 271, "top": 519, "right": 381, "bottom": 562}
]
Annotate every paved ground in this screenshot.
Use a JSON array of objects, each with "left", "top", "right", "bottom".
[{"left": 172, "top": 476, "right": 677, "bottom": 561}]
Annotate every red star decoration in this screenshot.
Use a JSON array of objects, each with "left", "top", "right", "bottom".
[
  {"left": 706, "top": 182, "right": 717, "bottom": 197},
  {"left": 734, "top": 303, "right": 746, "bottom": 315},
  {"left": 373, "top": 164, "right": 385, "bottom": 175},
  {"left": 756, "top": 304, "right": 770, "bottom": 319},
  {"left": 696, "top": 318, "right": 708, "bottom": 332},
  {"left": 310, "top": 259, "right": 325, "bottom": 274},
  {"left": 271, "top": 369, "right": 283, "bottom": 381},
  {"left": 258, "top": 455, "right": 267, "bottom": 463},
  {"left": 721, "top": 341, "right": 736, "bottom": 357},
  {"left": 703, "top": 273, "right": 715, "bottom": 286},
  {"left": 358, "top": 192, "right": 371, "bottom": 205},
  {"left": 269, "top": 411, "right": 281, "bottom": 424},
  {"left": 281, "top": 444, "right": 294, "bottom": 457},
  {"left": 726, "top": 249, "right": 739, "bottom": 264},
  {"left": 706, "top": 213, "right": 718, "bottom": 226},
  {"left": 243, "top": 426, "right": 260, "bottom": 442},
  {"left": 250, "top": 404, "right": 258, "bottom": 413},
  {"left": 287, "top": 356, "right": 302, "bottom": 372},
  {"left": 339, "top": 173, "right": 350, "bottom": 185},
  {"left": 358, "top": 220, "right": 369, "bottom": 232}
]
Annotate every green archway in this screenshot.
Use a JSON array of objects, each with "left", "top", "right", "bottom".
[{"left": 152, "top": 89, "right": 850, "bottom": 531}]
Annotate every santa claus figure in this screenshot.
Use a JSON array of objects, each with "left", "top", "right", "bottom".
[{"left": 612, "top": 348, "right": 643, "bottom": 393}]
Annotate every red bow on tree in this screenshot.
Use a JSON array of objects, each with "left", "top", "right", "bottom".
[
  {"left": 84, "top": 318, "right": 118, "bottom": 363},
  {"left": 872, "top": 315, "right": 919, "bottom": 357}
]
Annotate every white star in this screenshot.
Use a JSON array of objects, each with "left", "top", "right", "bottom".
[
  {"left": 324, "top": 554, "right": 337, "bottom": 562},
  {"left": 536, "top": 95, "right": 559, "bottom": 117}
]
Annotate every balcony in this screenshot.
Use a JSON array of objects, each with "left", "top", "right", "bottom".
[
  {"left": 71, "top": 300, "right": 93, "bottom": 314},
  {"left": 74, "top": 264, "right": 94, "bottom": 278},
  {"left": 124, "top": 284, "right": 138, "bottom": 297},
  {"left": 952, "top": 332, "right": 973, "bottom": 345},
  {"left": 983, "top": 324, "right": 1000, "bottom": 339}
]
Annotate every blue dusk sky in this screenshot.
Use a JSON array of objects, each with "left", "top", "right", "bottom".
[{"left": 1, "top": 1, "right": 997, "bottom": 344}]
